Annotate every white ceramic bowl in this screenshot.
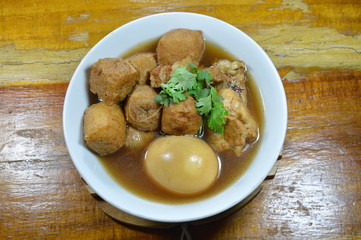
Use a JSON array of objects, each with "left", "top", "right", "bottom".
[{"left": 63, "top": 12, "right": 287, "bottom": 223}]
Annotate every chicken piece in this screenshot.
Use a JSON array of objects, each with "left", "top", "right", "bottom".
[
  {"left": 208, "top": 59, "right": 248, "bottom": 103},
  {"left": 204, "top": 66, "right": 230, "bottom": 84},
  {"left": 206, "top": 88, "right": 258, "bottom": 156},
  {"left": 205, "top": 128, "right": 231, "bottom": 154},
  {"left": 124, "top": 126, "right": 156, "bottom": 151},
  {"left": 83, "top": 102, "right": 126, "bottom": 156},
  {"left": 89, "top": 58, "right": 138, "bottom": 105},
  {"left": 126, "top": 52, "right": 157, "bottom": 85},
  {"left": 161, "top": 95, "right": 202, "bottom": 135},
  {"left": 156, "top": 29, "right": 205, "bottom": 67},
  {"left": 214, "top": 59, "right": 247, "bottom": 77},
  {"left": 124, "top": 85, "right": 162, "bottom": 131},
  {"left": 223, "top": 119, "right": 250, "bottom": 154}
]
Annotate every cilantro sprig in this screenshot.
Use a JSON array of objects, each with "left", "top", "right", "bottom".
[
  {"left": 155, "top": 63, "right": 228, "bottom": 134},
  {"left": 154, "top": 66, "right": 196, "bottom": 106}
]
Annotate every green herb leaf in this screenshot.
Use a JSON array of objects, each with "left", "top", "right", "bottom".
[
  {"left": 195, "top": 94, "right": 212, "bottom": 115},
  {"left": 188, "top": 62, "right": 198, "bottom": 73},
  {"left": 189, "top": 88, "right": 210, "bottom": 101},
  {"left": 168, "top": 66, "right": 197, "bottom": 92},
  {"left": 154, "top": 92, "right": 171, "bottom": 106},
  {"left": 171, "top": 91, "right": 188, "bottom": 103},
  {"left": 187, "top": 62, "right": 212, "bottom": 88},
  {"left": 207, "top": 87, "right": 228, "bottom": 134},
  {"left": 155, "top": 66, "right": 196, "bottom": 105},
  {"left": 197, "top": 69, "right": 213, "bottom": 87}
]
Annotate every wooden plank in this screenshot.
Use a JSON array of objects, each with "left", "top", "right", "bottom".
[{"left": 1, "top": 0, "right": 360, "bottom": 86}]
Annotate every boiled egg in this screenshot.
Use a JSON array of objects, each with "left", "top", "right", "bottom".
[{"left": 144, "top": 136, "right": 219, "bottom": 195}]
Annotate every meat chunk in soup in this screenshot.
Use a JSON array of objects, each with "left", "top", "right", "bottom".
[
  {"left": 89, "top": 58, "right": 138, "bottom": 105},
  {"left": 161, "top": 94, "right": 202, "bottom": 135},
  {"left": 204, "top": 65, "right": 229, "bottom": 84},
  {"left": 124, "top": 126, "right": 156, "bottom": 151},
  {"left": 156, "top": 29, "right": 205, "bottom": 67},
  {"left": 125, "top": 85, "right": 162, "bottom": 131},
  {"left": 206, "top": 88, "right": 258, "bottom": 156},
  {"left": 207, "top": 59, "right": 248, "bottom": 103},
  {"left": 126, "top": 52, "right": 157, "bottom": 85},
  {"left": 83, "top": 102, "right": 126, "bottom": 156}
]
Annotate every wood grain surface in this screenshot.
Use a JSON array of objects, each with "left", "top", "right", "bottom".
[{"left": 1, "top": 0, "right": 360, "bottom": 239}]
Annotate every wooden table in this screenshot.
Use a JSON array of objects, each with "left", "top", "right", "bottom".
[{"left": 1, "top": 0, "right": 360, "bottom": 239}]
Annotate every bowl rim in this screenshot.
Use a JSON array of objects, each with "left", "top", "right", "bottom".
[{"left": 63, "top": 11, "right": 287, "bottom": 223}]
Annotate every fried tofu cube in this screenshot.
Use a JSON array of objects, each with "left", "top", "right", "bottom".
[
  {"left": 156, "top": 29, "right": 205, "bottom": 67},
  {"left": 161, "top": 95, "right": 202, "bottom": 135},
  {"left": 89, "top": 58, "right": 138, "bottom": 105},
  {"left": 83, "top": 102, "right": 126, "bottom": 156},
  {"left": 124, "top": 85, "right": 162, "bottom": 131},
  {"left": 126, "top": 52, "right": 157, "bottom": 85}
]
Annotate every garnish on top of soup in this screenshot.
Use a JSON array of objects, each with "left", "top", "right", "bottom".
[{"left": 154, "top": 63, "right": 228, "bottom": 134}]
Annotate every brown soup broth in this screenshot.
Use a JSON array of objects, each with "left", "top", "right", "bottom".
[{"left": 97, "top": 39, "right": 265, "bottom": 204}]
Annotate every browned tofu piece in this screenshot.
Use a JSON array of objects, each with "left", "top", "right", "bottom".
[
  {"left": 124, "top": 85, "right": 162, "bottom": 131},
  {"left": 149, "top": 65, "right": 173, "bottom": 88},
  {"left": 161, "top": 95, "right": 202, "bottom": 135},
  {"left": 126, "top": 52, "right": 157, "bottom": 85},
  {"left": 89, "top": 58, "right": 138, "bottom": 105},
  {"left": 170, "top": 55, "right": 193, "bottom": 70},
  {"left": 83, "top": 102, "right": 126, "bottom": 156},
  {"left": 156, "top": 29, "right": 205, "bottom": 66},
  {"left": 150, "top": 56, "right": 194, "bottom": 88}
]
